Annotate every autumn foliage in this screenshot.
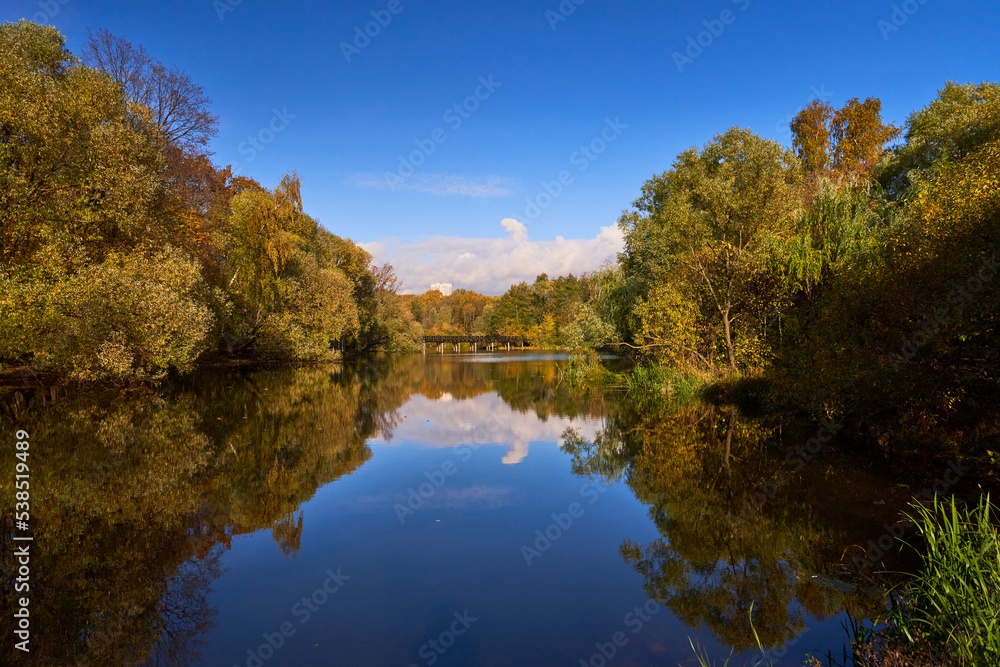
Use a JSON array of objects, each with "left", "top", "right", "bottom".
[
  {"left": 608, "top": 79, "right": 999, "bottom": 449},
  {"left": 0, "top": 21, "right": 419, "bottom": 381}
]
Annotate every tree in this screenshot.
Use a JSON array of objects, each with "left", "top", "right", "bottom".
[
  {"left": 1, "top": 21, "right": 418, "bottom": 378},
  {"left": 2, "top": 245, "right": 216, "bottom": 380},
  {"left": 461, "top": 303, "right": 477, "bottom": 334},
  {"left": 565, "top": 302, "right": 616, "bottom": 349},
  {"left": 82, "top": 27, "right": 218, "bottom": 151},
  {"left": 830, "top": 97, "right": 900, "bottom": 181},
  {"left": 619, "top": 128, "right": 800, "bottom": 369},
  {"left": 879, "top": 81, "right": 1000, "bottom": 198},
  {"left": 904, "top": 81, "right": 1000, "bottom": 163},
  {"left": 0, "top": 20, "right": 167, "bottom": 267},
  {"left": 219, "top": 174, "right": 359, "bottom": 359},
  {"left": 791, "top": 100, "right": 834, "bottom": 176},
  {"left": 0, "top": 21, "right": 220, "bottom": 379}
]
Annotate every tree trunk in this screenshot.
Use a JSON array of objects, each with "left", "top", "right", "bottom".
[
  {"left": 723, "top": 409, "right": 735, "bottom": 475},
  {"left": 722, "top": 307, "right": 736, "bottom": 370}
]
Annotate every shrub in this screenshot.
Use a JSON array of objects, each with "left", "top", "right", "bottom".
[{"left": 29, "top": 246, "right": 215, "bottom": 381}]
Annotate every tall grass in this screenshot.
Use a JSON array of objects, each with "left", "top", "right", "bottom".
[
  {"left": 890, "top": 494, "right": 1000, "bottom": 665},
  {"left": 687, "top": 602, "right": 775, "bottom": 667},
  {"left": 559, "top": 350, "right": 612, "bottom": 387},
  {"left": 616, "top": 364, "right": 703, "bottom": 404},
  {"left": 686, "top": 495, "right": 1000, "bottom": 667},
  {"left": 559, "top": 353, "right": 704, "bottom": 405}
]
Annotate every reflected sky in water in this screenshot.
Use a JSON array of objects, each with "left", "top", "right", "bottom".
[
  {"left": 1, "top": 353, "right": 926, "bottom": 666},
  {"left": 368, "top": 390, "right": 605, "bottom": 464}
]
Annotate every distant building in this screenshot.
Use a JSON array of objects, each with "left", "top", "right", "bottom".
[{"left": 430, "top": 283, "right": 453, "bottom": 297}]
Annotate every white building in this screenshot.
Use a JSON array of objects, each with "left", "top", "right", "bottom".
[{"left": 430, "top": 282, "right": 453, "bottom": 297}]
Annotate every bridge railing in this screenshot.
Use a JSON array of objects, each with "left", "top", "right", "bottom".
[{"left": 422, "top": 335, "right": 530, "bottom": 345}]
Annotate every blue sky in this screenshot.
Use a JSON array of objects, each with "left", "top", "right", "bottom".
[{"left": 5, "top": 0, "right": 999, "bottom": 293}]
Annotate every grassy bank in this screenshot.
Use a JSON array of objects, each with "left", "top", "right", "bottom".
[
  {"left": 561, "top": 351, "right": 706, "bottom": 405},
  {"left": 684, "top": 495, "right": 1000, "bottom": 667},
  {"left": 852, "top": 494, "right": 1000, "bottom": 666}
]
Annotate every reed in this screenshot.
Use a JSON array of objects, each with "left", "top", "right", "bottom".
[{"left": 890, "top": 493, "right": 1000, "bottom": 665}]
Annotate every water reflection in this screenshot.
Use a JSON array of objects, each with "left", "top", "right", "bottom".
[
  {"left": 0, "top": 361, "right": 407, "bottom": 665},
  {"left": 563, "top": 399, "right": 922, "bottom": 657},
  {"left": 371, "top": 392, "right": 604, "bottom": 464},
  {"left": 0, "top": 354, "right": 945, "bottom": 664}
]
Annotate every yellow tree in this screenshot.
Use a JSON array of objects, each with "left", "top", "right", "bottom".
[
  {"left": 220, "top": 174, "right": 359, "bottom": 358},
  {"left": 791, "top": 100, "right": 834, "bottom": 176},
  {"left": 830, "top": 97, "right": 900, "bottom": 181}
]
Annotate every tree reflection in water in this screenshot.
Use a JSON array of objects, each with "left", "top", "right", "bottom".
[
  {"left": 0, "top": 355, "right": 926, "bottom": 663},
  {"left": 563, "top": 397, "right": 912, "bottom": 655},
  {"left": 0, "top": 359, "right": 412, "bottom": 665}
]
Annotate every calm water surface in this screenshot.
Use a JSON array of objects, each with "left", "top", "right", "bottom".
[{"left": 2, "top": 353, "right": 947, "bottom": 666}]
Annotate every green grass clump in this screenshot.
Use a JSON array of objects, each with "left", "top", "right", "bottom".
[
  {"left": 684, "top": 496, "right": 1000, "bottom": 667},
  {"left": 891, "top": 494, "right": 1000, "bottom": 665},
  {"left": 559, "top": 350, "right": 613, "bottom": 387},
  {"left": 616, "top": 363, "right": 703, "bottom": 404}
]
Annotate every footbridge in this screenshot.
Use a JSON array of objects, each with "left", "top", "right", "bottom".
[{"left": 422, "top": 335, "right": 530, "bottom": 352}]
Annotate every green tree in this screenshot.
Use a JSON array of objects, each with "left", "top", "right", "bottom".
[
  {"left": 0, "top": 21, "right": 218, "bottom": 379},
  {"left": 880, "top": 81, "right": 1000, "bottom": 198},
  {"left": 0, "top": 21, "right": 169, "bottom": 267},
  {"left": 219, "top": 174, "right": 359, "bottom": 359},
  {"left": 619, "top": 128, "right": 800, "bottom": 370}
]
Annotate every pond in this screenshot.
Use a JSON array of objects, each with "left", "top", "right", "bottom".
[{"left": 0, "top": 353, "right": 970, "bottom": 666}]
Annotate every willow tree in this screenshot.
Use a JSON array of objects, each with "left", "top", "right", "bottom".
[
  {"left": 619, "top": 128, "right": 800, "bottom": 370},
  {"left": 220, "top": 174, "right": 359, "bottom": 359},
  {"left": 773, "top": 88, "right": 1000, "bottom": 421}
]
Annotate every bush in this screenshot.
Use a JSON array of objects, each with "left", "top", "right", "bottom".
[{"left": 25, "top": 246, "right": 215, "bottom": 381}]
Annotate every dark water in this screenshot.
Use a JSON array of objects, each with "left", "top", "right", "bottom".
[{"left": 0, "top": 353, "right": 964, "bottom": 666}]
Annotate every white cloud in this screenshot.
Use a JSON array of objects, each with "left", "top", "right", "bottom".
[
  {"left": 368, "top": 392, "right": 604, "bottom": 465},
  {"left": 346, "top": 172, "right": 515, "bottom": 198},
  {"left": 361, "top": 218, "right": 625, "bottom": 295}
]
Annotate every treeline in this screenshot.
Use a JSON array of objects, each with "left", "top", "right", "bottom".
[
  {"left": 401, "top": 288, "right": 494, "bottom": 335},
  {"left": 404, "top": 273, "right": 614, "bottom": 349},
  {"left": 543, "top": 82, "right": 998, "bottom": 449},
  {"left": 0, "top": 21, "right": 421, "bottom": 382},
  {"left": 486, "top": 273, "right": 615, "bottom": 348}
]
